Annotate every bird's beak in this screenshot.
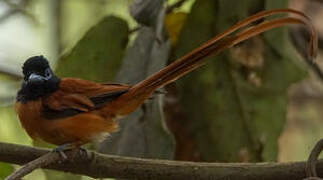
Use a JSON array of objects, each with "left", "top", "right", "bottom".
[{"left": 28, "top": 73, "right": 45, "bottom": 84}]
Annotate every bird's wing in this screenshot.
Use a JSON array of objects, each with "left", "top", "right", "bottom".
[{"left": 42, "top": 78, "right": 130, "bottom": 119}]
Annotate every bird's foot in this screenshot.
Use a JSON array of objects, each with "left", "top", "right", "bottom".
[
  {"left": 52, "top": 143, "right": 74, "bottom": 160},
  {"left": 53, "top": 143, "right": 90, "bottom": 160}
]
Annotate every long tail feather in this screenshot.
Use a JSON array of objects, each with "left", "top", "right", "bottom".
[{"left": 114, "top": 9, "right": 317, "bottom": 115}]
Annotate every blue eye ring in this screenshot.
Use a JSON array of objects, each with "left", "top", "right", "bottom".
[{"left": 44, "top": 68, "right": 52, "bottom": 80}]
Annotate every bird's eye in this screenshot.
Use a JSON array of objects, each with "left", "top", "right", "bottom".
[
  {"left": 44, "top": 68, "right": 52, "bottom": 79},
  {"left": 44, "top": 69, "right": 51, "bottom": 77}
]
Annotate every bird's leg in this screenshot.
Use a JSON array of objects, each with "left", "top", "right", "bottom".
[
  {"left": 52, "top": 143, "right": 74, "bottom": 159},
  {"left": 53, "top": 143, "right": 90, "bottom": 160}
]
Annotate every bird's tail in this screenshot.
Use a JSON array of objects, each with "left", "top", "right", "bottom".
[{"left": 114, "top": 8, "right": 317, "bottom": 115}]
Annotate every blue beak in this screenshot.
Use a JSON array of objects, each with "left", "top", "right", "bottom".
[{"left": 28, "top": 73, "right": 45, "bottom": 84}]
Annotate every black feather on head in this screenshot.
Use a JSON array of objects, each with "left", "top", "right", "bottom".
[{"left": 22, "top": 55, "right": 50, "bottom": 77}]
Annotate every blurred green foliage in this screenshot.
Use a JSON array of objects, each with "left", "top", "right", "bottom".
[
  {"left": 56, "top": 16, "right": 129, "bottom": 82},
  {"left": 0, "top": 1, "right": 134, "bottom": 180},
  {"left": 173, "top": 0, "right": 306, "bottom": 162},
  {"left": 0, "top": 162, "right": 14, "bottom": 180},
  {"left": 99, "top": 26, "right": 175, "bottom": 159},
  {"left": 0, "top": 0, "right": 323, "bottom": 179}
]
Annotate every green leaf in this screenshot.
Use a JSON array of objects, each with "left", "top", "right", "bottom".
[
  {"left": 55, "top": 16, "right": 129, "bottom": 82},
  {"left": 0, "top": 162, "right": 14, "bottom": 179}
]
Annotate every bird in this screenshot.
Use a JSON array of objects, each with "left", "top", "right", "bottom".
[{"left": 14, "top": 9, "right": 316, "bottom": 156}]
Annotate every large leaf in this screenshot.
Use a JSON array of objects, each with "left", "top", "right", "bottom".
[
  {"left": 171, "top": 0, "right": 306, "bottom": 162},
  {"left": 99, "top": 26, "right": 175, "bottom": 159},
  {"left": 55, "top": 16, "right": 129, "bottom": 82}
]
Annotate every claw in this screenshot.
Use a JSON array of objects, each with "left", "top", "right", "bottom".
[
  {"left": 78, "top": 147, "right": 91, "bottom": 159},
  {"left": 52, "top": 143, "right": 89, "bottom": 160},
  {"left": 52, "top": 143, "right": 74, "bottom": 159},
  {"left": 55, "top": 149, "right": 67, "bottom": 159}
]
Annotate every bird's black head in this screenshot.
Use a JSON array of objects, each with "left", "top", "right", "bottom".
[{"left": 17, "top": 56, "right": 60, "bottom": 102}]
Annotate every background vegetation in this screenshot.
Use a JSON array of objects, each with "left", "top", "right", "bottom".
[{"left": 0, "top": 0, "right": 323, "bottom": 179}]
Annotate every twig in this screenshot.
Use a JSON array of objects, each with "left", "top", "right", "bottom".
[
  {"left": 129, "top": 26, "right": 141, "bottom": 34},
  {"left": 5, "top": 152, "right": 62, "bottom": 180},
  {"left": 0, "top": 9, "right": 20, "bottom": 23},
  {"left": 304, "top": 139, "right": 323, "bottom": 180},
  {"left": 1, "top": 142, "right": 323, "bottom": 180},
  {"left": 0, "top": 0, "right": 38, "bottom": 25},
  {"left": 166, "top": 0, "right": 187, "bottom": 14},
  {"left": 155, "top": 7, "right": 167, "bottom": 44}
]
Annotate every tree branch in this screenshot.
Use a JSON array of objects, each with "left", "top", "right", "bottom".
[
  {"left": 304, "top": 139, "right": 323, "bottom": 180},
  {"left": 5, "top": 151, "right": 62, "bottom": 180},
  {"left": 0, "top": 142, "right": 323, "bottom": 180}
]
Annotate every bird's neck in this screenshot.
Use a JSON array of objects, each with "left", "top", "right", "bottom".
[{"left": 17, "top": 77, "right": 60, "bottom": 103}]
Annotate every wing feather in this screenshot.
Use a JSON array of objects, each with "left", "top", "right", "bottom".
[{"left": 42, "top": 78, "right": 130, "bottom": 120}]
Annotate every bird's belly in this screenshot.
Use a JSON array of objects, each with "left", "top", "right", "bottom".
[
  {"left": 15, "top": 101, "right": 45, "bottom": 141},
  {"left": 46, "top": 113, "right": 119, "bottom": 145},
  {"left": 16, "top": 108, "right": 74, "bottom": 145},
  {"left": 16, "top": 101, "right": 119, "bottom": 145}
]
